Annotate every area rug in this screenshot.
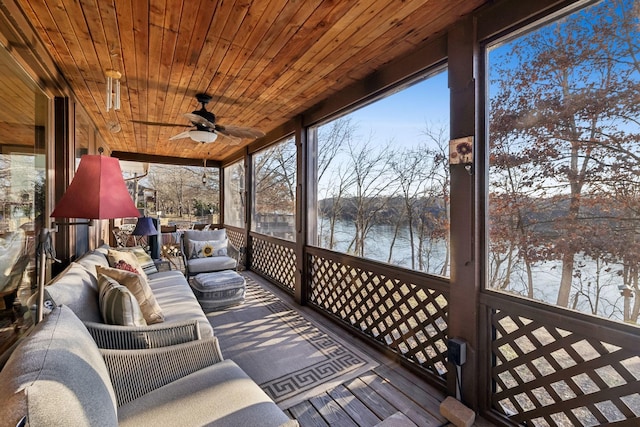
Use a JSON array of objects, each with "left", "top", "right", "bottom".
[{"left": 207, "top": 275, "right": 378, "bottom": 409}]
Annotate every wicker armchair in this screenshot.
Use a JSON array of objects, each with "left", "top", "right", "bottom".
[
  {"left": 180, "top": 229, "right": 243, "bottom": 277},
  {"left": 85, "top": 319, "right": 201, "bottom": 350},
  {"left": 100, "top": 336, "right": 223, "bottom": 406}
]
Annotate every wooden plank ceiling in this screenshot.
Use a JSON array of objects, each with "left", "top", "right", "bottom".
[{"left": 12, "top": 0, "right": 487, "bottom": 162}]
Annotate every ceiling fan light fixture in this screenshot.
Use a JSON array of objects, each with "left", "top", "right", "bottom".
[{"left": 189, "top": 130, "right": 217, "bottom": 143}]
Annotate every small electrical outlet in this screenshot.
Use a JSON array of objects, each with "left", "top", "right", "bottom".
[{"left": 448, "top": 337, "right": 467, "bottom": 366}]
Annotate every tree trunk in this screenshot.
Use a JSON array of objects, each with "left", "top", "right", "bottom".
[{"left": 557, "top": 251, "right": 575, "bottom": 306}]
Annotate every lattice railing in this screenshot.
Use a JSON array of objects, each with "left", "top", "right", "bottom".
[
  {"left": 486, "top": 295, "right": 640, "bottom": 426},
  {"left": 225, "top": 226, "right": 247, "bottom": 267},
  {"left": 308, "top": 248, "right": 449, "bottom": 382},
  {"left": 250, "top": 234, "right": 296, "bottom": 293}
]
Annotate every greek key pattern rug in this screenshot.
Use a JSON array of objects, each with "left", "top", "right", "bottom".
[{"left": 207, "top": 275, "right": 378, "bottom": 409}]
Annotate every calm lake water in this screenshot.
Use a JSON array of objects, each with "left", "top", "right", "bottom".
[{"left": 318, "top": 218, "right": 634, "bottom": 323}]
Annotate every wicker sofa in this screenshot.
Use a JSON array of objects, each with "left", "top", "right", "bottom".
[
  {"left": 0, "top": 306, "right": 296, "bottom": 426},
  {"left": 45, "top": 245, "right": 213, "bottom": 347},
  {"left": 0, "top": 245, "right": 297, "bottom": 426}
]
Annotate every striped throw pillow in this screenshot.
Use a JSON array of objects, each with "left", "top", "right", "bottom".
[
  {"left": 96, "top": 265, "right": 164, "bottom": 325},
  {"left": 123, "top": 246, "right": 158, "bottom": 276},
  {"left": 98, "top": 274, "right": 146, "bottom": 326}
]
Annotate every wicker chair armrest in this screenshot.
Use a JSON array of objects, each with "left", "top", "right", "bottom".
[
  {"left": 227, "top": 240, "right": 245, "bottom": 271},
  {"left": 180, "top": 233, "right": 190, "bottom": 276},
  {"left": 84, "top": 320, "right": 201, "bottom": 349},
  {"left": 101, "top": 337, "right": 224, "bottom": 406}
]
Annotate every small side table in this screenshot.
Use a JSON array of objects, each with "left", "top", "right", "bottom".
[{"left": 153, "top": 259, "right": 172, "bottom": 272}]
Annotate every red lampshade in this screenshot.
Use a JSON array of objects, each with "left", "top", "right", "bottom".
[{"left": 50, "top": 155, "right": 140, "bottom": 219}]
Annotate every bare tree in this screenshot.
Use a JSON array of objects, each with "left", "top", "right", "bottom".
[
  {"left": 343, "top": 137, "right": 396, "bottom": 257},
  {"left": 317, "top": 118, "right": 356, "bottom": 249},
  {"left": 489, "top": 0, "right": 640, "bottom": 318}
]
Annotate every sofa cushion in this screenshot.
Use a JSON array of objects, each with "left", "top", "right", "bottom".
[
  {"left": 147, "top": 270, "right": 214, "bottom": 339},
  {"left": 0, "top": 305, "right": 118, "bottom": 426},
  {"left": 75, "top": 248, "right": 110, "bottom": 278},
  {"left": 187, "top": 256, "right": 237, "bottom": 274},
  {"left": 96, "top": 265, "right": 164, "bottom": 325},
  {"left": 118, "top": 360, "right": 294, "bottom": 427},
  {"left": 45, "top": 263, "right": 102, "bottom": 323},
  {"left": 98, "top": 274, "right": 147, "bottom": 326}
]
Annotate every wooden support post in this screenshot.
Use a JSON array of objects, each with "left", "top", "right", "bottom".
[
  {"left": 295, "top": 116, "right": 309, "bottom": 304},
  {"left": 244, "top": 148, "right": 252, "bottom": 269},
  {"left": 53, "top": 96, "right": 73, "bottom": 274},
  {"left": 447, "top": 15, "right": 480, "bottom": 410}
]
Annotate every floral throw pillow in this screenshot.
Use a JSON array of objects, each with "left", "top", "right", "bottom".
[
  {"left": 190, "top": 239, "right": 228, "bottom": 259},
  {"left": 107, "top": 249, "right": 146, "bottom": 277},
  {"left": 114, "top": 260, "right": 138, "bottom": 274}
]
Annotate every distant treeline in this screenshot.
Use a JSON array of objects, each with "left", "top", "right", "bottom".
[{"left": 318, "top": 196, "right": 446, "bottom": 225}]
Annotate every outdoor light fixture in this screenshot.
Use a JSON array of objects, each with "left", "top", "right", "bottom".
[
  {"left": 36, "top": 152, "right": 139, "bottom": 323},
  {"left": 105, "top": 69, "right": 122, "bottom": 112},
  {"left": 189, "top": 130, "right": 217, "bottom": 143},
  {"left": 202, "top": 158, "right": 207, "bottom": 185}
]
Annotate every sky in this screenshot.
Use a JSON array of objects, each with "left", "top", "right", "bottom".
[{"left": 343, "top": 70, "right": 450, "bottom": 149}]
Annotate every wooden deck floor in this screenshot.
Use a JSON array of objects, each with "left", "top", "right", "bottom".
[{"left": 246, "top": 272, "right": 496, "bottom": 427}]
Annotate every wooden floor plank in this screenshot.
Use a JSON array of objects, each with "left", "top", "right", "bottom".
[
  {"left": 374, "top": 364, "right": 445, "bottom": 416},
  {"left": 288, "top": 400, "right": 330, "bottom": 427},
  {"left": 343, "top": 377, "right": 399, "bottom": 421},
  {"left": 310, "top": 392, "right": 359, "bottom": 427},
  {"left": 327, "top": 383, "right": 382, "bottom": 426},
  {"left": 359, "top": 371, "right": 446, "bottom": 427},
  {"left": 247, "top": 274, "right": 496, "bottom": 427}
]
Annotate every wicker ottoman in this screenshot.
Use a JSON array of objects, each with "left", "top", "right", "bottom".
[{"left": 191, "top": 270, "right": 246, "bottom": 311}]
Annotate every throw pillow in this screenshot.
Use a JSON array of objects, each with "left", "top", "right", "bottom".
[
  {"left": 113, "top": 259, "right": 138, "bottom": 273},
  {"left": 107, "top": 249, "right": 146, "bottom": 277},
  {"left": 96, "top": 265, "right": 164, "bottom": 324},
  {"left": 98, "top": 274, "right": 147, "bottom": 326},
  {"left": 119, "top": 246, "right": 159, "bottom": 276},
  {"left": 190, "top": 239, "right": 228, "bottom": 259}
]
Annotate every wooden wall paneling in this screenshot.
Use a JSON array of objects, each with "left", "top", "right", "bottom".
[
  {"left": 131, "top": 1, "right": 150, "bottom": 153},
  {"left": 222, "top": 1, "right": 352, "bottom": 125},
  {"left": 9, "top": 0, "right": 492, "bottom": 161},
  {"left": 220, "top": 0, "right": 324, "bottom": 128},
  {"left": 158, "top": 0, "right": 210, "bottom": 158}
]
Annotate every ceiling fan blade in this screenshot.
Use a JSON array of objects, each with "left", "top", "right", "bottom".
[
  {"left": 132, "top": 120, "right": 189, "bottom": 127},
  {"left": 216, "top": 124, "right": 265, "bottom": 139},
  {"left": 183, "top": 113, "right": 216, "bottom": 129},
  {"left": 215, "top": 132, "right": 242, "bottom": 145},
  {"left": 168, "top": 130, "right": 194, "bottom": 141}
]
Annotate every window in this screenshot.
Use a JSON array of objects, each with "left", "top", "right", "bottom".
[
  {"left": 251, "top": 137, "right": 296, "bottom": 241},
  {"left": 224, "top": 160, "right": 245, "bottom": 228},
  {"left": 0, "top": 45, "right": 48, "bottom": 352},
  {"left": 138, "top": 163, "right": 220, "bottom": 228},
  {"left": 311, "top": 71, "right": 450, "bottom": 276},
  {"left": 487, "top": 0, "right": 640, "bottom": 324}
]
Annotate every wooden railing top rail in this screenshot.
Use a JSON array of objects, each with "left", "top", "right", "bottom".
[
  {"left": 248, "top": 231, "right": 296, "bottom": 249},
  {"left": 480, "top": 291, "right": 640, "bottom": 353},
  {"left": 306, "top": 245, "right": 450, "bottom": 294}
]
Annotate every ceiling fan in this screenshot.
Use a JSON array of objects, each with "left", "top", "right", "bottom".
[{"left": 132, "top": 93, "right": 265, "bottom": 144}]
